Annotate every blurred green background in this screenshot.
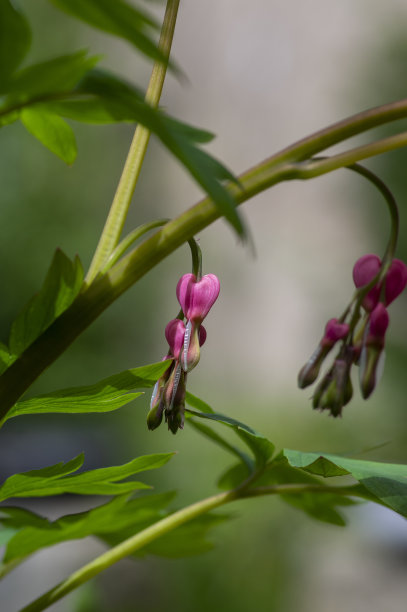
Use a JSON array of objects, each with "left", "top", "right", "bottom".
[{"left": 1, "top": 1, "right": 407, "bottom": 610}]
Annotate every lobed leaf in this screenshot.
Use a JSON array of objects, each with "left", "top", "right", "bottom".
[
  {"left": 8, "top": 249, "right": 84, "bottom": 357},
  {"left": 284, "top": 449, "right": 407, "bottom": 518},
  {"left": 7, "top": 360, "right": 172, "bottom": 420},
  {"left": 3, "top": 491, "right": 176, "bottom": 562},
  {"left": 0, "top": 452, "right": 174, "bottom": 502},
  {"left": 0, "top": 0, "right": 31, "bottom": 86},
  {"left": 21, "top": 106, "right": 77, "bottom": 164}
]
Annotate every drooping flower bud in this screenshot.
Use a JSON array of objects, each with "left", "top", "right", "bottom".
[
  {"left": 312, "top": 346, "right": 354, "bottom": 417},
  {"left": 164, "top": 367, "right": 187, "bottom": 434},
  {"left": 384, "top": 258, "right": 407, "bottom": 305},
  {"left": 147, "top": 357, "right": 172, "bottom": 430},
  {"left": 359, "top": 303, "right": 389, "bottom": 399},
  {"left": 165, "top": 319, "right": 186, "bottom": 359},
  {"left": 182, "top": 322, "right": 207, "bottom": 372},
  {"left": 176, "top": 273, "right": 220, "bottom": 324},
  {"left": 352, "top": 254, "right": 381, "bottom": 311},
  {"left": 298, "top": 318, "right": 349, "bottom": 388}
]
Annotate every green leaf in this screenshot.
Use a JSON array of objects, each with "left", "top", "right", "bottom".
[
  {"left": 281, "top": 491, "right": 355, "bottom": 527},
  {"left": 5, "top": 50, "right": 99, "bottom": 99},
  {"left": 185, "top": 401, "right": 274, "bottom": 467},
  {"left": 8, "top": 360, "right": 172, "bottom": 420},
  {"left": 141, "top": 513, "right": 230, "bottom": 558},
  {"left": 0, "top": 342, "right": 15, "bottom": 375},
  {"left": 9, "top": 249, "right": 84, "bottom": 357},
  {"left": 21, "top": 106, "right": 77, "bottom": 164},
  {"left": 185, "top": 391, "right": 214, "bottom": 414},
  {"left": 0, "top": 452, "right": 174, "bottom": 502},
  {"left": 188, "top": 419, "right": 254, "bottom": 471},
  {"left": 0, "top": 0, "right": 31, "bottom": 85},
  {"left": 4, "top": 491, "right": 176, "bottom": 562},
  {"left": 217, "top": 462, "right": 251, "bottom": 490},
  {"left": 284, "top": 449, "right": 407, "bottom": 518},
  {"left": 48, "top": 0, "right": 166, "bottom": 65},
  {"left": 74, "top": 69, "right": 244, "bottom": 237}
]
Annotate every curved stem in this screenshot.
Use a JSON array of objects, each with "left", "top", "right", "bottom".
[
  {"left": 3, "top": 103, "right": 407, "bottom": 416},
  {"left": 85, "top": 0, "right": 180, "bottom": 284},
  {"left": 101, "top": 218, "right": 170, "bottom": 273},
  {"left": 20, "top": 482, "right": 364, "bottom": 612}
]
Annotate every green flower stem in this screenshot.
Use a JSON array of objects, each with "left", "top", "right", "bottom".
[
  {"left": 100, "top": 218, "right": 170, "bottom": 273},
  {"left": 20, "top": 482, "right": 365, "bottom": 612},
  {"left": 2, "top": 102, "right": 407, "bottom": 417},
  {"left": 85, "top": 0, "right": 180, "bottom": 284}
]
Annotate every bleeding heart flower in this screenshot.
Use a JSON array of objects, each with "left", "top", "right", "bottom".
[{"left": 176, "top": 273, "right": 220, "bottom": 324}]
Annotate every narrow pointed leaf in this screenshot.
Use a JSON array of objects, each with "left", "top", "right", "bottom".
[
  {"left": 7, "top": 360, "right": 172, "bottom": 420},
  {"left": 21, "top": 107, "right": 77, "bottom": 164},
  {"left": 0, "top": 0, "right": 31, "bottom": 85},
  {"left": 186, "top": 402, "right": 274, "bottom": 467},
  {"left": 0, "top": 452, "right": 174, "bottom": 502},
  {"left": 9, "top": 249, "right": 84, "bottom": 356}
]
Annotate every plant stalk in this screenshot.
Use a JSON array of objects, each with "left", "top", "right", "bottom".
[{"left": 85, "top": 0, "right": 180, "bottom": 284}]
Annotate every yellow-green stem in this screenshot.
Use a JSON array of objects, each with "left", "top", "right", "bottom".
[{"left": 85, "top": 0, "right": 180, "bottom": 284}]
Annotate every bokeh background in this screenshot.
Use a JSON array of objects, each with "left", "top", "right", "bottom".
[{"left": 1, "top": 1, "right": 407, "bottom": 610}]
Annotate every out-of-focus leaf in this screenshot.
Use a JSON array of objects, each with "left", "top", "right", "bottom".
[
  {"left": 217, "top": 462, "right": 251, "bottom": 490},
  {"left": 0, "top": 0, "right": 31, "bottom": 85},
  {"left": 0, "top": 453, "right": 174, "bottom": 502},
  {"left": 8, "top": 249, "right": 84, "bottom": 356},
  {"left": 20, "top": 106, "right": 77, "bottom": 164},
  {"left": 188, "top": 420, "right": 253, "bottom": 471},
  {"left": 281, "top": 491, "right": 356, "bottom": 527},
  {"left": 284, "top": 449, "right": 407, "bottom": 518},
  {"left": 185, "top": 391, "right": 214, "bottom": 414},
  {"left": 141, "top": 513, "right": 231, "bottom": 558},
  {"left": 5, "top": 50, "right": 99, "bottom": 99},
  {"left": 48, "top": 0, "right": 167, "bottom": 65},
  {"left": 3, "top": 492, "right": 176, "bottom": 562},
  {"left": 186, "top": 403, "right": 274, "bottom": 467},
  {"left": 8, "top": 360, "right": 172, "bottom": 420}
]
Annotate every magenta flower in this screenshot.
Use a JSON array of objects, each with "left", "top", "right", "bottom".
[
  {"left": 176, "top": 273, "right": 220, "bottom": 324},
  {"left": 165, "top": 319, "right": 186, "bottom": 360},
  {"left": 353, "top": 254, "right": 407, "bottom": 310},
  {"left": 352, "top": 254, "right": 381, "bottom": 311}
]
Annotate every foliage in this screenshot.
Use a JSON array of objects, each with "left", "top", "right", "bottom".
[{"left": 0, "top": 1, "right": 406, "bottom": 611}]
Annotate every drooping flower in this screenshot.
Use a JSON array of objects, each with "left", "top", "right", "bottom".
[
  {"left": 352, "top": 254, "right": 381, "bottom": 311},
  {"left": 298, "top": 318, "right": 349, "bottom": 389},
  {"left": 359, "top": 303, "right": 389, "bottom": 399},
  {"left": 176, "top": 273, "right": 220, "bottom": 372}
]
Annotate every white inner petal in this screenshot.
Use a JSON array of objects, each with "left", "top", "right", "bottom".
[{"left": 183, "top": 320, "right": 192, "bottom": 371}]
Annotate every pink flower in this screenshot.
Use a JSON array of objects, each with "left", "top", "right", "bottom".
[
  {"left": 165, "top": 319, "right": 186, "bottom": 360},
  {"left": 176, "top": 273, "right": 220, "bottom": 324},
  {"left": 353, "top": 254, "right": 407, "bottom": 310},
  {"left": 352, "top": 254, "right": 381, "bottom": 311},
  {"left": 322, "top": 318, "right": 350, "bottom": 347}
]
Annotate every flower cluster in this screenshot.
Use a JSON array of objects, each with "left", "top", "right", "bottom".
[
  {"left": 147, "top": 273, "right": 220, "bottom": 433},
  {"left": 298, "top": 254, "right": 407, "bottom": 416}
]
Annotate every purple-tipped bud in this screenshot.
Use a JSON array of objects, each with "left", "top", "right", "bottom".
[
  {"left": 176, "top": 273, "right": 220, "bottom": 324},
  {"left": 352, "top": 254, "right": 381, "bottom": 311},
  {"left": 312, "top": 347, "right": 354, "bottom": 417},
  {"left": 366, "top": 303, "right": 389, "bottom": 348},
  {"left": 298, "top": 319, "right": 349, "bottom": 389},
  {"left": 182, "top": 322, "right": 207, "bottom": 372},
  {"left": 384, "top": 259, "right": 407, "bottom": 305},
  {"left": 322, "top": 318, "right": 350, "bottom": 347},
  {"left": 359, "top": 304, "right": 389, "bottom": 399},
  {"left": 165, "top": 319, "right": 186, "bottom": 360}
]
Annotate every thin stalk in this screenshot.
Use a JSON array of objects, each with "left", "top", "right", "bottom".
[
  {"left": 20, "top": 482, "right": 365, "bottom": 612},
  {"left": 85, "top": 0, "right": 180, "bottom": 284},
  {"left": 3, "top": 102, "right": 407, "bottom": 415}
]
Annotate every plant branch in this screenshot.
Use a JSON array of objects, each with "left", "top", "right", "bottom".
[
  {"left": 2, "top": 100, "right": 407, "bottom": 415},
  {"left": 20, "top": 482, "right": 364, "bottom": 612},
  {"left": 85, "top": 0, "right": 180, "bottom": 284}
]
